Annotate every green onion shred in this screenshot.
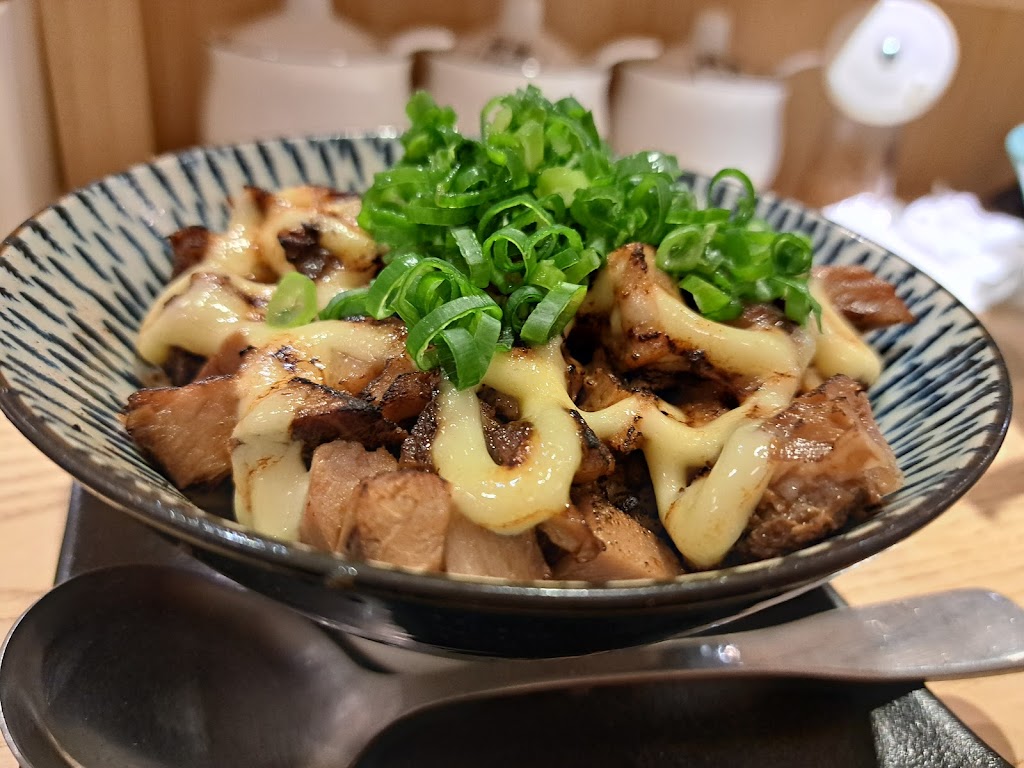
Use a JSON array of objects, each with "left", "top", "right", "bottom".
[
  {"left": 272, "top": 86, "right": 819, "bottom": 388},
  {"left": 266, "top": 272, "right": 319, "bottom": 329}
]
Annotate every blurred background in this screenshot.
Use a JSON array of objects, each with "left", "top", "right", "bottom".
[{"left": 2, "top": 0, "right": 1024, "bottom": 307}]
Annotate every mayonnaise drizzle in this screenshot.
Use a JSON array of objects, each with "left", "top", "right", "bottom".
[
  {"left": 135, "top": 187, "right": 884, "bottom": 568},
  {"left": 810, "top": 275, "right": 883, "bottom": 384},
  {"left": 432, "top": 246, "right": 878, "bottom": 568},
  {"left": 136, "top": 186, "right": 375, "bottom": 368},
  {"left": 231, "top": 320, "right": 406, "bottom": 537}
]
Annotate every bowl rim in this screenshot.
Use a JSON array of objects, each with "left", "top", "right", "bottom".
[{"left": 0, "top": 133, "right": 1013, "bottom": 612}]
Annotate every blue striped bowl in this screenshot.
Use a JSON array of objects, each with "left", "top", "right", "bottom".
[{"left": 0, "top": 136, "right": 1012, "bottom": 656}]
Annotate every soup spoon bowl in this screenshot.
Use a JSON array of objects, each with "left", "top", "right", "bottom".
[{"left": 3, "top": 564, "right": 1023, "bottom": 768}]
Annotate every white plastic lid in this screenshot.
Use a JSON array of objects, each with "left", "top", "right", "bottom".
[{"left": 825, "top": 0, "right": 959, "bottom": 127}]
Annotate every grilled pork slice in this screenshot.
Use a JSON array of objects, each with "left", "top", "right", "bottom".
[
  {"left": 814, "top": 265, "right": 914, "bottom": 330},
  {"left": 125, "top": 375, "right": 238, "bottom": 487},
  {"left": 289, "top": 378, "right": 406, "bottom": 451},
  {"left": 162, "top": 347, "right": 206, "bottom": 387},
  {"left": 316, "top": 318, "right": 408, "bottom": 396},
  {"left": 572, "top": 352, "right": 632, "bottom": 412},
  {"left": 278, "top": 223, "right": 335, "bottom": 280},
  {"left": 569, "top": 411, "right": 616, "bottom": 484},
  {"left": 478, "top": 385, "right": 521, "bottom": 421},
  {"left": 352, "top": 469, "right": 452, "bottom": 572},
  {"left": 580, "top": 243, "right": 764, "bottom": 399},
  {"left": 168, "top": 225, "right": 212, "bottom": 277},
  {"left": 552, "top": 493, "right": 683, "bottom": 581},
  {"left": 445, "top": 512, "right": 551, "bottom": 580},
  {"left": 321, "top": 349, "right": 390, "bottom": 396},
  {"left": 736, "top": 375, "right": 902, "bottom": 560},
  {"left": 162, "top": 333, "right": 253, "bottom": 387},
  {"left": 583, "top": 243, "right": 700, "bottom": 374},
  {"left": 481, "top": 404, "right": 532, "bottom": 466},
  {"left": 360, "top": 357, "right": 438, "bottom": 426},
  {"left": 194, "top": 332, "right": 252, "bottom": 381},
  {"left": 538, "top": 506, "right": 603, "bottom": 563},
  {"left": 299, "top": 440, "right": 398, "bottom": 552},
  {"left": 399, "top": 396, "right": 439, "bottom": 471}
]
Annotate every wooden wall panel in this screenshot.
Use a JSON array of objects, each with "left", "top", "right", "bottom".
[
  {"left": 36, "top": 0, "right": 154, "bottom": 189},
  {"left": 37, "top": 0, "right": 1024, "bottom": 205},
  {"left": 138, "top": 0, "right": 278, "bottom": 153},
  {"left": 898, "top": 4, "right": 1024, "bottom": 201}
]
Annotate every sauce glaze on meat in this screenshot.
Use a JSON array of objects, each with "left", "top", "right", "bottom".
[{"left": 126, "top": 186, "right": 909, "bottom": 581}]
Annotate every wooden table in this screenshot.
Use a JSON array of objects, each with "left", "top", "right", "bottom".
[{"left": 2, "top": 308, "right": 1024, "bottom": 767}]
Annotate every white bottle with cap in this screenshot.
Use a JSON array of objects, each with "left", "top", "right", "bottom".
[{"left": 801, "top": 0, "right": 959, "bottom": 204}]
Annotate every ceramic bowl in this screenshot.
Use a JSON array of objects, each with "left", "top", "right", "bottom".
[{"left": 0, "top": 135, "right": 1011, "bottom": 657}]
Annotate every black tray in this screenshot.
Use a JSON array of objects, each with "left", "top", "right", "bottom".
[{"left": 57, "top": 486, "right": 1012, "bottom": 768}]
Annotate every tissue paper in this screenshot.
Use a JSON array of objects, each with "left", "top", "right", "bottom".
[{"left": 825, "top": 190, "right": 1024, "bottom": 312}]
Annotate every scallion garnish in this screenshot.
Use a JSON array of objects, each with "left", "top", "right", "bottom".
[
  {"left": 270, "top": 86, "right": 820, "bottom": 388},
  {"left": 266, "top": 272, "right": 318, "bottom": 329}
]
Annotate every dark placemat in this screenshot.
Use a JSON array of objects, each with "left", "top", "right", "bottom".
[{"left": 57, "top": 486, "right": 1012, "bottom": 768}]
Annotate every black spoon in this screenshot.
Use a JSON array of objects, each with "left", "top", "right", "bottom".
[{"left": 2, "top": 564, "right": 1023, "bottom": 768}]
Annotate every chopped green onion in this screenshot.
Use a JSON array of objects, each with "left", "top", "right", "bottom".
[
  {"left": 657, "top": 225, "right": 709, "bottom": 274},
  {"left": 504, "top": 285, "right": 545, "bottom": 333},
  {"left": 680, "top": 275, "right": 742, "bottom": 321},
  {"left": 318, "top": 286, "right": 370, "bottom": 320},
  {"left": 266, "top": 272, "right": 318, "bottom": 328},
  {"left": 435, "top": 312, "right": 503, "bottom": 389},
  {"left": 365, "top": 253, "right": 421, "bottom": 319},
  {"left": 520, "top": 282, "right": 587, "bottom": 345},
  {"left": 406, "top": 294, "right": 502, "bottom": 387},
  {"left": 709, "top": 168, "right": 757, "bottom": 225},
  {"left": 336, "top": 87, "right": 822, "bottom": 388},
  {"left": 451, "top": 228, "right": 490, "bottom": 288}
]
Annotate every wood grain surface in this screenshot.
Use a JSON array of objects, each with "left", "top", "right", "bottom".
[
  {"left": 33, "top": 0, "right": 1024, "bottom": 204},
  {"left": 2, "top": 305, "right": 1024, "bottom": 765}
]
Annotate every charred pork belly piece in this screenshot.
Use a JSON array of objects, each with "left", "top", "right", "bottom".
[
  {"left": 319, "top": 318, "right": 408, "bottom": 396},
  {"left": 814, "top": 265, "right": 914, "bottom": 330},
  {"left": 125, "top": 375, "right": 238, "bottom": 488},
  {"left": 288, "top": 378, "right": 407, "bottom": 451},
  {"left": 194, "top": 332, "right": 253, "bottom": 381},
  {"left": 480, "top": 403, "right": 532, "bottom": 467},
  {"left": 360, "top": 357, "right": 438, "bottom": 427},
  {"left": 163, "top": 347, "right": 206, "bottom": 387},
  {"left": 736, "top": 374, "right": 902, "bottom": 560},
  {"left": 478, "top": 385, "right": 521, "bottom": 421},
  {"left": 299, "top": 440, "right": 398, "bottom": 552},
  {"left": 578, "top": 243, "right": 758, "bottom": 395},
  {"left": 278, "top": 223, "right": 335, "bottom": 280},
  {"left": 538, "top": 506, "right": 603, "bottom": 564},
  {"left": 584, "top": 451, "right": 662, "bottom": 533},
  {"left": 569, "top": 410, "right": 616, "bottom": 484},
  {"left": 398, "top": 396, "right": 439, "bottom": 471},
  {"left": 445, "top": 512, "right": 551, "bottom": 580},
  {"left": 563, "top": 350, "right": 586, "bottom": 403},
  {"left": 164, "top": 333, "right": 254, "bottom": 388},
  {"left": 551, "top": 492, "right": 683, "bottom": 581},
  {"left": 584, "top": 243, "right": 702, "bottom": 374},
  {"left": 352, "top": 469, "right": 452, "bottom": 572},
  {"left": 168, "top": 225, "right": 212, "bottom": 277},
  {"left": 731, "top": 303, "right": 795, "bottom": 332},
  {"left": 237, "top": 185, "right": 379, "bottom": 276},
  {"left": 572, "top": 350, "right": 633, "bottom": 412}
]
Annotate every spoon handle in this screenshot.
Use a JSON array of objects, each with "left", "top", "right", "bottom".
[{"left": 399, "top": 589, "right": 1024, "bottom": 711}]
